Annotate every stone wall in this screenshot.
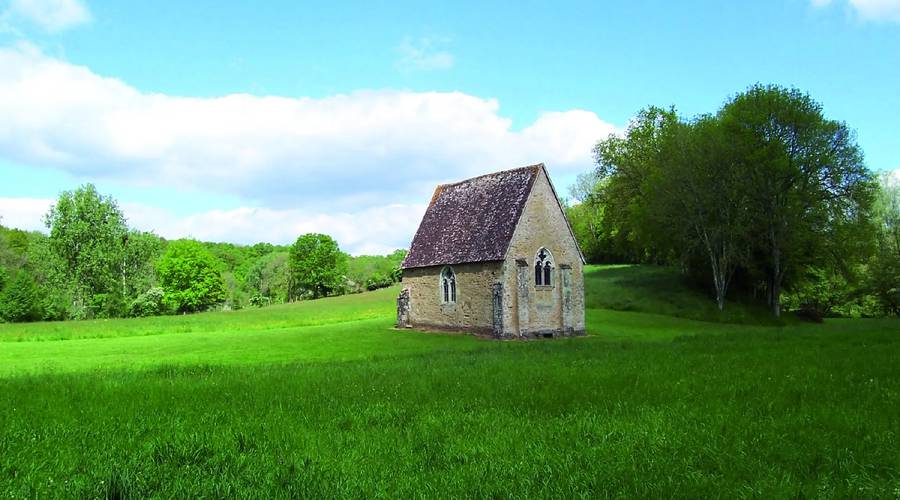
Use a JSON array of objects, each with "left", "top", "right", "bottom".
[
  {"left": 501, "top": 168, "right": 586, "bottom": 337},
  {"left": 400, "top": 166, "right": 586, "bottom": 339},
  {"left": 402, "top": 261, "right": 503, "bottom": 333}
]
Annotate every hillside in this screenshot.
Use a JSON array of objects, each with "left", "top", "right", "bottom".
[
  {"left": 585, "top": 265, "right": 787, "bottom": 325},
  {"left": 0, "top": 265, "right": 898, "bottom": 497}
]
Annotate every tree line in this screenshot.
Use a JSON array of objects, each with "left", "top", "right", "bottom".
[
  {"left": 565, "top": 84, "right": 898, "bottom": 318},
  {"left": 0, "top": 185, "right": 405, "bottom": 322}
]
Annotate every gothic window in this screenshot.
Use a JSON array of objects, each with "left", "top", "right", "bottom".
[
  {"left": 535, "top": 248, "right": 554, "bottom": 287},
  {"left": 440, "top": 266, "right": 457, "bottom": 303}
]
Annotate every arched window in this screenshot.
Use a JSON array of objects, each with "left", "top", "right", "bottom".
[
  {"left": 534, "top": 248, "right": 554, "bottom": 287},
  {"left": 440, "top": 266, "right": 457, "bottom": 303}
]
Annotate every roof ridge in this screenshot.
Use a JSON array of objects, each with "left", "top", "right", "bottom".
[
  {"left": 402, "top": 162, "right": 543, "bottom": 269},
  {"left": 440, "top": 163, "right": 544, "bottom": 188}
]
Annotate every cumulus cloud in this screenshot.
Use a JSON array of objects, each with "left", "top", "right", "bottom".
[
  {"left": 0, "top": 196, "right": 425, "bottom": 255},
  {"left": 812, "top": 0, "right": 900, "bottom": 23},
  {"left": 4, "top": 0, "right": 91, "bottom": 32},
  {"left": 0, "top": 196, "right": 51, "bottom": 231},
  {"left": 395, "top": 36, "right": 455, "bottom": 71},
  {"left": 0, "top": 43, "right": 616, "bottom": 208},
  {"left": 122, "top": 202, "right": 427, "bottom": 255},
  {"left": 0, "top": 42, "right": 617, "bottom": 252}
]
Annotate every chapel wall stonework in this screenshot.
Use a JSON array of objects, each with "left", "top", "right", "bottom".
[
  {"left": 398, "top": 164, "right": 586, "bottom": 339},
  {"left": 501, "top": 169, "right": 586, "bottom": 337},
  {"left": 402, "top": 261, "right": 503, "bottom": 334}
]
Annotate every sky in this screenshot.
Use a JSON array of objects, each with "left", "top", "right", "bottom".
[{"left": 0, "top": 0, "right": 898, "bottom": 255}]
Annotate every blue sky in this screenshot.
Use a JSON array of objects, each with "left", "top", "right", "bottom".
[{"left": 0, "top": 0, "right": 898, "bottom": 254}]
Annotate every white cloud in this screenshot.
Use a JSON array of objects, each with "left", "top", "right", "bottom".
[
  {"left": 4, "top": 0, "right": 91, "bottom": 32},
  {"left": 0, "top": 196, "right": 424, "bottom": 255},
  {"left": 396, "top": 36, "right": 455, "bottom": 71},
  {"left": 0, "top": 196, "right": 51, "bottom": 231},
  {"left": 0, "top": 42, "right": 617, "bottom": 252},
  {"left": 811, "top": 0, "right": 900, "bottom": 23},
  {"left": 122, "top": 202, "right": 427, "bottom": 255},
  {"left": 0, "top": 43, "right": 615, "bottom": 207}
]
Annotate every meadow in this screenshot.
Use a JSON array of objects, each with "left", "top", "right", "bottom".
[{"left": 1, "top": 266, "right": 898, "bottom": 497}]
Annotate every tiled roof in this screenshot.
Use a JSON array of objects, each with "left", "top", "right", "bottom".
[{"left": 402, "top": 164, "right": 542, "bottom": 269}]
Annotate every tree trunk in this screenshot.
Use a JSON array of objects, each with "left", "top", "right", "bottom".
[
  {"left": 771, "top": 244, "right": 782, "bottom": 317},
  {"left": 704, "top": 234, "right": 731, "bottom": 312}
]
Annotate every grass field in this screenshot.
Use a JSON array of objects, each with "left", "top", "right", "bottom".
[{"left": 1, "top": 265, "right": 898, "bottom": 497}]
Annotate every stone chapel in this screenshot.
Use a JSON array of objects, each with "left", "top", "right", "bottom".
[{"left": 397, "top": 163, "right": 585, "bottom": 338}]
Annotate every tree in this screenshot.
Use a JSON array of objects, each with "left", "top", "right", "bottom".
[
  {"left": 346, "top": 249, "right": 407, "bottom": 293},
  {"left": 867, "top": 174, "right": 900, "bottom": 315},
  {"left": 593, "top": 107, "right": 680, "bottom": 262},
  {"left": 24, "top": 232, "right": 72, "bottom": 321},
  {"left": 721, "top": 84, "right": 877, "bottom": 316},
  {"left": 0, "top": 225, "right": 28, "bottom": 274},
  {"left": 567, "top": 171, "right": 601, "bottom": 205},
  {"left": 44, "top": 184, "right": 128, "bottom": 317},
  {"left": 246, "top": 251, "right": 290, "bottom": 303},
  {"left": 288, "top": 234, "right": 348, "bottom": 300},
  {"left": 156, "top": 240, "right": 226, "bottom": 313},
  {"left": 121, "top": 231, "right": 165, "bottom": 300},
  {"left": 648, "top": 116, "right": 751, "bottom": 310},
  {"left": 0, "top": 271, "right": 42, "bottom": 322}
]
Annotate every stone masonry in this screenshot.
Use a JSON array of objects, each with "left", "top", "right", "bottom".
[{"left": 399, "top": 163, "right": 585, "bottom": 339}]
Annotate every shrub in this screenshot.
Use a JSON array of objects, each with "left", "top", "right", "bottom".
[
  {"left": 364, "top": 273, "right": 393, "bottom": 291},
  {"left": 130, "top": 287, "right": 166, "bottom": 317},
  {"left": 40, "top": 289, "right": 71, "bottom": 321},
  {"left": 248, "top": 294, "right": 271, "bottom": 308},
  {"left": 0, "top": 271, "right": 42, "bottom": 322},
  {"left": 89, "top": 292, "right": 127, "bottom": 319}
]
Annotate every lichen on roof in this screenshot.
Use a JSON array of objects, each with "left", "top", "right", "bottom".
[{"left": 402, "top": 164, "right": 543, "bottom": 269}]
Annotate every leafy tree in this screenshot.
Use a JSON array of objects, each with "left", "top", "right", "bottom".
[
  {"left": 24, "top": 232, "right": 72, "bottom": 321},
  {"left": 0, "top": 225, "right": 28, "bottom": 274},
  {"left": 867, "top": 174, "right": 900, "bottom": 315},
  {"left": 221, "top": 272, "right": 248, "bottom": 310},
  {"left": 649, "top": 116, "right": 751, "bottom": 310},
  {"left": 593, "top": 107, "right": 679, "bottom": 262},
  {"left": 0, "top": 271, "right": 42, "bottom": 322},
  {"left": 567, "top": 171, "right": 601, "bottom": 205},
  {"left": 43, "top": 184, "right": 128, "bottom": 317},
  {"left": 246, "top": 251, "right": 290, "bottom": 303},
  {"left": 346, "top": 249, "right": 407, "bottom": 293},
  {"left": 288, "top": 234, "right": 348, "bottom": 300},
  {"left": 0, "top": 265, "right": 6, "bottom": 292},
  {"left": 588, "top": 86, "right": 877, "bottom": 316},
  {"left": 156, "top": 240, "right": 226, "bottom": 313},
  {"left": 121, "top": 231, "right": 165, "bottom": 300},
  {"left": 721, "top": 84, "right": 877, "bottom": 316}
]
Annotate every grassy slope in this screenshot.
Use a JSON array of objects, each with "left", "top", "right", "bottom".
[
  {"left": 0, "top": 266, "right": 898, "bottom": 497},
  {"left": 585, "top": 264, "right": 787, "bottom": 325},
  {"left": 0, "top": 287, "right": 487, "bottom": 376}
]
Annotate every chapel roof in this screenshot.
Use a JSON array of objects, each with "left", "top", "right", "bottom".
[{"left": 401, "top": 164, "right": 543, "bottom": 269}]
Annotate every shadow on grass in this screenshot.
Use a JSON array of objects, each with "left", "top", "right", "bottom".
[{"left": 584, "top": 265, "right": 789, "bottom": 326}]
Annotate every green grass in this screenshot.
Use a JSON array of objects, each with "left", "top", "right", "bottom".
[
  {"left": 585, "top": 264, "right": 790, "bottom": 325},
  {"left": 0, "top": 286, "right": 399, "bottom": 343},
  {"left": 1, "top": 266, "right": 898, "bottom": 497}
]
